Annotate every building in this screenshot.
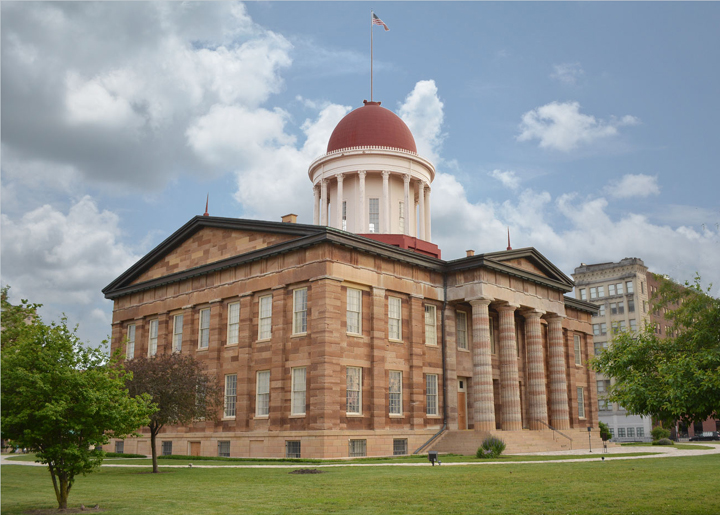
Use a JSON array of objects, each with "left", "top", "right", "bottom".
[{"left": 104, "top": 101, "right": 601, "bottom": 458}]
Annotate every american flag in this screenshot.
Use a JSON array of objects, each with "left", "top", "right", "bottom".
[{"left": 372, "top": 12, "right": 389, "bottom": 31}]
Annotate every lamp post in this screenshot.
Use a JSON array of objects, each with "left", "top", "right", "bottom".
[{"left": 588, "top": 427, "right": 592, "bottom": 453}]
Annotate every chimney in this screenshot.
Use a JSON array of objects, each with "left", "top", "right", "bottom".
[
  {"left": 466, "top": 250, "right": 475, "bottom": 257},
  {"left": 281, "top": 214, "right": 298, "bottom": 224}
]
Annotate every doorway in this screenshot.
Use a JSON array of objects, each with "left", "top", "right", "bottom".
[
  {"left": 189, "top": 442, "right": 201, "bottom": 456},
  {"left": 458, "top": 378, "right": 468, "bottom": 430}
]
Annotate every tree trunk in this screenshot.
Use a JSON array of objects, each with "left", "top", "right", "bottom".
[
  {"left": 150, "top": 424, "right": 159, "bottom": 473},
  {"left": 50, "top": 467, "right": 70, "bottom": 509}
]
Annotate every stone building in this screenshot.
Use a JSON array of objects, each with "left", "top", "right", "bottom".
[{"left": 104, "top": 101, "right": 600, "bottom": 458}]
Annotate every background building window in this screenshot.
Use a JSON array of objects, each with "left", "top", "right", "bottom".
[
  {"left": 456, "top": 311, "right": 468, "bottom": 350},
  {"left": 617, "top": 301, "right": 625, "bottom": 314},
  {"left": 626, "top": 281, "right": 634, "bottom": 293},
  {"left": 286, "top": 441, "right": 301, "bottom": 458},
  {"left": 198, "top": 309, "right": 210, "bottom": 348},
  {"left": 393, "top": 439, "right": 408, "bottom": 456},
  {"left": 590, "top": 287, "right": 597, "bottom": 299},
  {"left": 574, "top": 334, "right": 582, "bottom": 365},
  {"left": 598, "top": 304, "right": 606, "bottom": 317},
  {"left": 346, "top": 288, "right": 361, "bottom": 334},
  {"left": 616, "top": 282, "right": 624, "bottom": 295},
  {"left": 256, "top": 370, "right": 270, "bottom": 417},
  {"left": 577, "top": 387, "right": 585, "bottom": 418},
  {"left": 162, "top": 441, "right": 173, "bottom": 456},
  {"left": 258, "top": 295, "right": 272, "bottom": 340},
  {"left": 610, "top": 302, "right": 618, "bottom": 315},
  {"left": 227, "top": 302, "right": 240, "bottom": 345},
  {"left": 628, "top": 299, "right": 635, "bottom": 313},
  {"left": 608, "top": 284, "right": 616, "bottom": 296},
  {"left": 636, "top": 427, "right": 644, "bottom": 438},
  {"left": 148, "top": 319, "right": 158, "bottom": 356},
  {"left": 349, "top": 439, "right": 366, "bottom": 457},
  {"left": 425, "top": 305, "right": 437, "bottom": 345},
  {"left": 368, "top": 198, "right": 379, "bottom": 232},
  {"left": 593, "top": 324, "right": 601, "bottom": 336},
  {"left": 224, "top": 374, "right": 237, "bottom": 418},
  {"left": 293, "top": 288, "right": 308, "bottom": 335},
  {"left": 346, "top": 367, "right": 362, "bottom": 414},
  {"left": 597, "top": 286, "right": 605, "bottom": 297},
  {"left": 600, "top": 323, "right": 607, "bottom": 335},
  {"left": 627, "top": 427, "right": 635, "bottom": 438},
  {"left": 173, "top": 314, "right": 183, "bottom": 352},
  {"left": 579, "top": 288, "right": 586, "bottom": 300},
  {"left": 630, "top": 319, "right": 637, "bottom": 331},
  {"left": 126, "top": 324, "right": 136, "bottom": 359},
  {"left": 389, "top": 371, "right": 402, "bottom": 415},
  {"left": 218, "top": 441, "right": 230, "bottom": 458},
  {"left": 115, "top": 441, "right": 124, "bottom": 454},
  {"left": 426, "top": 374, "right": 438, "bottom": 416},
  {"left": 292, "top": 367, "right": 306, "bottom": 415},
  {"left": 388, "top": 297, "right": 402, "bottom": 340}
]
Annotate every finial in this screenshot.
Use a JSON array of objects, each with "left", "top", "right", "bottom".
[
  {"left": 506, "top": 227, "right": 512, "bottom": 251},
  {"left": 203, "top": 194, "right": 209, "bottom": 217}
]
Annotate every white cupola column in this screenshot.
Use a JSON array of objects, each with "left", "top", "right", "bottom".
[
  {"left": 425, "top": 185, "right": 432, "bottom": 241},
  {"left": 381, "top": 171, "right": 390, "bottom": 233},
  {"left": 403, "top": 174, "right": 411, "bottom": 236},
  {"left": 358, "top": 170, "right": 366, "bottom": 232},
  {"left": 313, "top": 185, "right": 320, "bottom": 225},
  {"left": 336, "top": 173, "right": 344, "bottom": 230},
  {"left": 418, "top": 180, "right": 426, "bottom": 240},
  {"left": 320, "top": 179, "right": 328, "bottom": 226}
]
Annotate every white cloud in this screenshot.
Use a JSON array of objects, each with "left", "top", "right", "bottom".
[
  {"left": 517, "top": 101, "right": 639, "bottom": 152},
  {"left": 488, "top": 169, "right": 520, "bottom": 190},
  {"left": 398, "top": 80, "right": 445, "bottom": 164},
  {"left": 551, "top": 62, "right": 584, "bottom": 85},
  {"left": 605, "top": 174, "right": 660, "bottom": 199}
]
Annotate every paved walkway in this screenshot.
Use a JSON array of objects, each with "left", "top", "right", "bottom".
[{"left": 2, "top": 443, "right": 718, "bottom": 469}]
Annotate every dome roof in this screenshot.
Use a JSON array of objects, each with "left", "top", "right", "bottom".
[{"left": 327, "top": 101, "right": 417, "bottom": 153}]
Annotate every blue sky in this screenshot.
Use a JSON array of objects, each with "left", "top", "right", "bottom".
[{"left": 2, "top": 2, "right": 718, "bottom": 346}]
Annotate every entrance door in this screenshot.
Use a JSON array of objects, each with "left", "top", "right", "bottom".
[
  {"left": 189, "top": 442, "right": 201, "bottom": 456},
  {"left": 458, "top": 378, "right": 467, "bottom": 430}
]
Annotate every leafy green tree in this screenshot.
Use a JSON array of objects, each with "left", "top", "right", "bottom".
[
  {"left": 125, "top": 353, "right": 223, "bottom": 473},
  {"left": 1, "top": 285, "right": 41, "bottom": 349},
  {"left": 1, "top": 312, "right": 154, "bottom": 509},
  {"left": 591, "top": 275, "right": 720, "bottom": 426},
  {"left": 598, "top": 421, "right": 612, "bottom": 441}
]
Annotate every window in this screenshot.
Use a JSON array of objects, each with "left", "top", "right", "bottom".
[
  {"left": 598, "top": 304, "right": 606, "bottom": 317},
  {"left": 293, "top": 288, "right": 308, "bottom": 335},
  {"left": 346, "top": 367, "right": 362, "bottom": 414},
  {"left": 256, "top": 371, "right": 270, "bottom": 417},
  {"left": 590, "top": 287, "right": 597, "bottom": 299},
  {"left": 599, "top": 399, "right": 611, "bottom": 411},
  {"left": 636, "top": 427, "right": 644, "bottom": 438},
  {"left": 574, "top": 334, "right": 582, "bottom": 365},
  {"left": 628, "top": 299, "right": 635, "bottom": 313},
  {"left": 388, "top": 297, "right": 402, "bottom": 340},
  {"left": 456, "top": 311, "right": 468, "bottom": 350},
  {"left": 389, "top": 371, "right": 403, "bottom": 415},
  {"left": 643, "top": 301, "right": 647, "bottom": 313},
  {"left": 291, "top": 367, "right": 306, "bottom": 415},
  {"left": 399, "top": 201, "right": 405, "bottom": 233},
  {"left": 600, "top": 323, "right": 607, "bottom": 335},
  {"left": 349, "top": 439, "right": 367, "bottom": 457},
  {"left": 393, "top": 439, "right": 408, "bottom": 456},
  {"left": 258, "top": 295, "right": 272, "bottom": 340},
  {"left": 626, "top": 281, "right": 634, "bottom": 294},
  {"left": 579, "top": 288, "right": 587, "bottom": 300},
  {"left": 218, "top": 441, "right": 230, "bottom": 457},
  {"left": 346, "top": 288, "right": 362, "bottom": 334},
  {"left": 618, "top": 427, "right": 626, "bottom": 438},
  {"left": 597, "top": 285, "right": 605, "bottom": 298},
  {"left": 115, "top": 441, "right": 124, "bottom": 454},
  {"left": 148, "top": 319, "right": 158, "bottom": 356},
  {"left": 577, "top": 387, "right": 585, "bottom": 418},
  {"left": 425, "top": 305, "right": 437, "bottom": 345},
  {"left": 641, "top": 282, "right": 645, "bottom": 294},
  {"left": 609, "top": 427, "right": 615, "bottom": 437},
  {"left": 286, "top": 441, "right": 301, "bottom": 458},
  {"left": 616, "top": 283, "right": 624, "bottom": 295},
  {"left": 617, "top": 301, "right": 625, "bottom": 314},
  {"left": 596, "top": 379, "right": 610, "bottom": 394},
  {"left": 630, "top": 319, "right": 637, "bottom": 331},
  {"left": 173, "top": 314, "right": 183, "bottom": 352},
  {"left": 627, "top": 427, "right": 635, "bottom": 438},
  {"left": 342, "top": 201, "right": 347, "bottom": 231},
  {"left": 610, "top": 303, "right": 618, "bottom": 315},
  {"left": 426, "top": 374, "right": 438, "bottom": 416},
  {"left": 227, "top": 302, "right": 240, "bottom": 345},
  {"left": 619, "top": 320, "right": 626, "bottom": 332},
  {"left": 608, "top": 284, "right": 616, "bottom": 296},
  {"left": 368, "top": 198, "right": 379, "bottom": 232},
  {"left": 224, "top": 374, "right": 237, "bottom": 418},
  {"left": 126, "top": 324, "right": 136, "bottom": 359},
  {"left": 594, "top": 342, "right": 604, "bottom": 355},
  {"left": 593, "top": 324, "right": 601, "bottom": 336},
  {"left": 162, "top": 441, "right": 173, "bottom": 456},
  {"left": 198, "top": 308, "right": 210, "bottom": 349}
]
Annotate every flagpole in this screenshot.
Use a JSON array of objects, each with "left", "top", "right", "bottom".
[{"left": 370, "top": 10, "right": 373, "bottom": 102}]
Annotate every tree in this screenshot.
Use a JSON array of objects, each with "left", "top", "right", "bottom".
[
  {"left": 125, "top": 353, "right": 223, "bottom": 473},
  {"left": 1, "top": 285, "right": 41, "bottom": 350},
  {"left": 591, "top": 275, "right": 720, "bottom": 426},
  {"left": 1, "top": 312, "right": 154, "bottom": 509}
]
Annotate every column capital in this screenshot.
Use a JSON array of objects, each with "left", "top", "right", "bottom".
[
  {"left": 381, "top": 170, "right": 390, "bottom": 179},
  {"left": 320, "top": 178, "right": 328, "bottom": 186},
  {"left": 468, "top": 296, "right": 493, "bottom": 307},
  {"left": 403, "top": 173, "right": 411, "bottom": 184},
  {"left": 372, "top": 286, "right": 386, "bottom": 297},
  {"left": 358, "top": 170, "right": 367, "bottom": 178},
  {"left": 336, "top": 173, "right": 345, "bottom": 182},
  {"left": 521, "top": 308, "right": 546, "bottom": 319},
  {"left": 496, "top": 303, "right": 519, "bottom": 313},
  {"left": 545, "top": 313, "right": 565, "bottom": 322}
]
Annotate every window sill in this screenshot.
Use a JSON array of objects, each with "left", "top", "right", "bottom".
[
  {"left": 256, "top": 338, "right": 271, "bottom": 344},
  {"left": 389, "top": 338, "right": 403, "bottom": 344},
  {"left": 426, "top": 415, "right": 442, "bottom": 419},
  {"left": 289, "top": 414, "right": 306, "bottom": 418},
  {"left": 457, "top": 347, "right": 470, "bottom": 353},
  {"left": 346, "top": 332, "right": 364, "bottom": 338},
  {"left": 196, "top": 347, "right": 208, "bottom": 352},
  {"left": 224, "top": 343, "right": 238, "bottom": 348},
  {"left": 389, "top": 414, "right": 404, "bottom": 418},
  {"left": 254, "top": 415, "right": 269, "bottom": 420},
  {"left": 222, "top": 417, "right": 236, "bottom": 421},
  {"left": 425, "top": 343, "right": 438, "bottom": 347},
  {"left": 291, "top": 332, "right": 308, "bottom": 338},
  {"left": 346, "top": 413, "right": 364, "bottom": 418}
]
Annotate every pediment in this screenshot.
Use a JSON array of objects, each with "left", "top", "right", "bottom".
[{"left": 485, "top": 247, "right": 574, "bottom": 288}]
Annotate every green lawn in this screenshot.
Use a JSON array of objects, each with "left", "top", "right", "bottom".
[
  {"left": 3, "top": 454, "right": 719, "bottom": 514},
  {"left": 620, "top": 442, "right": 715, "bottom": 450}
]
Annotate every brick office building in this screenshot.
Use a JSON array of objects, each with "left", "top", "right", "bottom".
[{"left": 104, "top": 101, "right": 599, "bottom": 458}]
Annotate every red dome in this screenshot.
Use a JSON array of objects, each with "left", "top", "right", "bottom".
[{"left": 327, "top": 101, "right": 417, "bottom": 153}]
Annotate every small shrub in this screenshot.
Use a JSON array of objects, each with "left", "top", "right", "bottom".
[
  {"left": 651, "top": 426, "right": 670, "bottom": 441},
  {"left": 598, "top": 421, "right": 612, "bottom": 441},
  {"left": 477, "top": 436, "right": 506, "bottom": 459},
  {"left": 652, "top": 438, "right": 674, "bottom": 446}
]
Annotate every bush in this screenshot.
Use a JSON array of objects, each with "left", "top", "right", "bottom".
[
  {"left": 476, "top": 436, "right": 506, "bottom": 459},
  {"left": 651, "top": 426, "right": 671, "bottom": 441},
  {"left": 598, "top": 421, "right": 612, "bottom": 441},
  {"left": 104, "top": 452, "right": 147, "bottom": 458},
  {"left": 652, "top": 438, "right": 674, "bottom": 446}
]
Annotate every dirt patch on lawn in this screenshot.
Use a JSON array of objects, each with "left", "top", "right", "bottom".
[
  {"left": 25, "top": 506, "right": 105, "bottom": 514},
  {"left": 289, "top": 468, "right": 323, "bottom": 474}
]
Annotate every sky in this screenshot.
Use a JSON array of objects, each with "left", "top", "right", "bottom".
[{"left": 2, "top": 1, "right": 719, "bottom": 346}]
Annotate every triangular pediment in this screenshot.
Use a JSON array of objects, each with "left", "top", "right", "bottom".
[{"left": 482, "top": 247, "right": 574, "bottom": 289}]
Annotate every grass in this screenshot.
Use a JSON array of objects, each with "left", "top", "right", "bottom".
[
  {"left": 620, "top": 442, "right": 716, "bottom": 450},
  {"left": 3, "top": 454, "right": 719, "bottom": 514}
]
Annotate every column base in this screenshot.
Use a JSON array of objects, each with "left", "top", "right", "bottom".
[
  {"left": 501, "top": 421, "right": 523, "bottom": 431},
  {"left": 551, "top": 419, "right": 570, "bottom": 430},
  {"left": 474, "top": 421, "right": 496, "bottom": 432}
]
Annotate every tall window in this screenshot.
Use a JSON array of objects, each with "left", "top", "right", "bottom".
[
  {"left": 346, "top": 367, "right": 362, "bottom": 414},
  {"left": 425, "top": 305, "right": 437, "bottom": 345},
  {"left": 641, "top": 282, "right": 645, "bottom": 294},
  {"left": 389, "top": 371, "right": 402, "bottom": 415},
  {"left": 597, "top": 286, "right": 605, "bottom": 298},
  {"left": 126, "top": 324, "right": 136, "bottom": 359},
  {"left": 626, "top": 281, "right": 634, "bottom": 294},
  {"left": 256, "top": 370, "right": 270, "bottom": 417},
  {"left": 574, "top": 334, "right": 582, "bottom": 365},
  {"left": 291, "top": 367, "right": 306, "bottom": 415},
  {"left": 610, "top": 302, "right": 618, "bottom": 315},
  {"left": 456, "top": 311, "right": 468, "bottom": 350},
  {"left": 148, "top": 319, "right": 158, "bottom": 356},
  {"left": 399, "top": 201, "right": 405, "bottom": 233},
  {"left": 643, "top": 300, "right": 647, "bottom": 313},
  {"left": 600, "top": 322, "right": 607, "bottom": 335},
  {"left": 616, "top": 282, "right": 624, "bottom": 295},
  {"left": 293, "top": 288, "right": 308, "bottom": 335},
  {"left": 628, "top": 299, "right": 635, "bottom": 313},
  {"left": 618, "top": 427, "right": 626, "bottom": 437},
  {"left": 172, "top": 315, "right": 183, "bottom": 352},
  {"left": 579, "top": 288, "right": 586, "bottom": 300},
  {"left": 490, "top": 320, "right": 496, "bottom": 354},
  {"left": 608, "top": 284, "right": 616, "bottom": 296},
  {"left": 342, "top": 201, "right": 347, "bottom": 231},
  {"left": 598, "top": 304, "right": 605, "bottom": 317},
  {"left": 347, "top": 288, "right": 362, "bottom": 334},
  {"left": 227, "top": 302, "right": 240, "bottom": 345},
  {"left": 426, "top": 374, "right": 438, "bottom": 416},
  {"left": 629, "top": 319, "right": 637, "bottom": 331},
  {"left": 161, "top": 441, "right": 172, "bottom": 456},
  {"left": 593, "top": 324, "right": 601, "bottom": 336},
  {"left": 590, "top": 287, "right": 597, "bottom": 299},
  {"left": 577, "top": 387, "right": 585, "bottom": 418},
  {"left": 627, "top": 427, "right": 635, "bottom": 438},
  {"left": 617, "top": 301, "right": 625, "bottom": 314},
  {"left": 369, "top": 198, "right": 379, "bottom": 232},
  {"left": 258, "top": 295, "right": 272, "bottom": 340},
  {"left": 388, "top": 297, "right": 402, "bottom": 340},
  {"left": 198, "top": 309, "right": 210, "bottom": 349},
  {"left": 224, "top": 374, "right": 237, "bottom": 418}
]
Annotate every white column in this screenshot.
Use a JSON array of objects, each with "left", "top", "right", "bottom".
[
  {"left": 358, "top": 170, "right": 366, "bottom": 233},
  {"left": 381, "top": 171, "right": 390, "bottom": 234},
  {"left": 418, "top": 180, "right": 426, "bottom": 240},
  {"left": 403, "top": 174, "right": 410, "bottom": 236},
  {"left": 313, "top": 185, "right": 320, "bottom": 225},
  {"left": 425, "top": 185, "right": 431, "bottom": 241},
  {"left": 336, "top": 174, "right": 344, "bottom": 230},
  {"left": 320, "top": 179, "right": 328, "bottom": 226}
]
